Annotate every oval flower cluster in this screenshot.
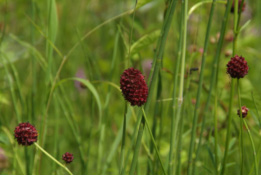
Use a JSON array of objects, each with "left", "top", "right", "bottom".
[
  {"left": 14, "top": 122, "right": 38, "bottom": 146},
  {"left": 120, "top": 68, "right": 148, "bottom": 106},
  {"left": 227, "top": 55, "right": 248, "bottom": 79},
  {"left": 237, "top": 106, "right": 248, "bottom": 118},
  {"left": 62, "top": 152, "right": 74, "bottom": 164}
]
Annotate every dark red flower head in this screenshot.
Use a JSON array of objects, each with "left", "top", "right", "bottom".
[
  {"left": 14, "top": 122, "right": 38, "bottom": 146},
  {"left": 227, "top": 55, "right": 248, "bottom": 79},
  {"left": 62, "top": 152, "right": 74, "bottom": 163},
  {"left": 231, "top": 0, "right": 246, "bottom": 13},
  {"left": 237, "top": 106, "right": 248, "bottom": 118},
  {"left": 120, "top": 68, "right": 148, "bottom": 106}
]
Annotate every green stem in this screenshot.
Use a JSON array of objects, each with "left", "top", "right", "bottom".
[
  {"left": 29, "top": 0, "right": 36, "bottom": 174},
  {"left": 129, "top": 115, "right": 145, "bottom": 175},
  {"left": 147, "top": 0, "right": 178, "bottom": 110},
  {"left": 142, "top": 107, "right": 167, "bottom": 175},
  {"left": 195, "top": 0, "right": 233, "bottom": 167},
  {"left": 119, "top": 103, "right": 127, "bottom": 175},
  {"left": 168, "top": 0, "right": 187, "bottom": 174},
  {"left": 220, "top": 79, "right": 235, "bottom": 175},
  {"left": 251, "top": 92, "right": 261, "bottom": 129},
  {"left": 168, "top": 3, "right": 183, "bottom": 175},
  {"left": 237, "top": 79, "right": 244, "bottom": 175},
  {"left": 188, "top": 1, "right": 216, "bottom": 174},
  {"left": 243, "top": 119, "right": 258, "bottom": 175},
  {"left": 178, "top": 0, "right": 187, "bottom": 104},
  {"left": 34, "top": 143, "right": 73, "bottom": 175},
  {"left": 233, "top": 0, "right": 239, "bottom": 53},
  {"left": 214, "top": 91, "right": 219, "bottom": 174},
  {"left": 147, "top": 71, "right": 162, "bottom": 174},
  {"left": 128, "top": 0, "right": 178, "bottom": 173}
]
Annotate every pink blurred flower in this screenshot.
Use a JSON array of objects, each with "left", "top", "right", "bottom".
[
  {"left": 142, "top": 59, "right": 153, "bottom": 81},
  {"left": 75, "top": 68, "right": 87, "bottom": 91}
]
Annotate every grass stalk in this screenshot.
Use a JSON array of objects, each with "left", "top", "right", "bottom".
[
  {"left": 220, "top": 79, "right": 235, "bottom": 175},
  {"left": 220, "top": 0, "right": 240, "bottom": 173},
  {"left": 243, "top": 119, "right": 258, "bottom": 175},
  {"left": 147, "top": 72, "right": 162, "bottom": 174},
  {"left": 218, "top": 0, "right": 243, "bottom": 175},
  {"left": 176, "top": 105, "right": 185, "bottom": 175},
  {"left": 187, "top": 1, "right": 216, "bottom": 174},
  {"left": 214, "top": 92, "right": 219, "bottom": 174},
  {"left": 129, "top": 115, "right": 145, "bottom": 175},
  {"left": 142, "top": 107, "right": 167, "bottom": 175},
  {"left": 57, "top": 94, "right": 86, "bottom": 173},
  {"left": 147, "top": 0, "right": 178, "bottom": 106},
  {"left": 129, "top": 0, "right": 178, "bottom": 173},
  {"left": 168, "top": 4, "right": 183, "bottom": 175},
  {"left": 237, "top": 79, "right": 244, "bottom": 175},
  {"left": 119, "top": 103, "right": 127, "bottom": 175},
  {"left": 251, "top": 92, "right": 261, "bottom": 128},
  {"left": 34, "top": 143, "right": 73, "bottom": 175},
  {"left": 168, "top": 0, "right": 187, "bottom": 174},
  {"left": 38, "top": 0, "right": 58, "bottom": 172},
  {"left": 177, "top": 62, "right": 193, "bottom": 175},
  {"left": 194, "top": 0, "right": 233, "bottom": 170}
]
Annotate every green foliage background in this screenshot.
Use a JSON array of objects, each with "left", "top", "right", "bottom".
[{"left": 0, "top": 0, "right": 261, "bottom": 174}]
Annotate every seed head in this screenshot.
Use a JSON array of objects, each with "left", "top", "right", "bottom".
[
  {"left": 14, "top": 122, "right": 38, "bottom": 146},
  {"left": 226, "top": 55, "right": 248, "bottom": 79},
  {"left": 231, "top": 0, "right": 246, "bottom": 13},
  {"left": 237, "top": 106, "right": 248, "bottom": 118},
  {"left": 62, "top": 152, "right": 74, "bottom": 163},
  {"left": 120, "top": 68, "right": 148, "bottom": 106}
]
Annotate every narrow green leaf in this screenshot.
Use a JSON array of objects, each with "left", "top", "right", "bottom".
[
  {"left": 9, "top": 34, "right": 47, "bottom": 69},
  {"left": 55, "top": 78, "right": 102, "bottom": 125},
  {"left": 129, "top": 30, "right": 160, "bottom": 56},
  {"left": 136, "top": 0, "right": 153, "bottom": 9}
]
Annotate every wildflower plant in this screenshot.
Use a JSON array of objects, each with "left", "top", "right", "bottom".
[
  {"left": 2, "top": 0, "right": 261, "bottom": 175},
  {"left": 13, "top": 122, "right": 73, "bottom": 175}
]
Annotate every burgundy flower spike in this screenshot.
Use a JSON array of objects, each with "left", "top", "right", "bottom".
[
  {"left": 227, "top": 55, "right": 248, "bottom": 79},
  {"left": 231, "top": 0, "right": 246, "bottom": 13},
  {"left": 14, "top": 122, "right": 38, "bottom": 146},
  {"left": 62, "top": 152, "right": 74, "bottom": 163},
  {"left": 120, "top": 68, "right": 148, "bottom": 106},
  {"left": 237, "top": 106, "right": 248, "bottom": 118}
]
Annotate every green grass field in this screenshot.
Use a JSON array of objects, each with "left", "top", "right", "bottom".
[{"left": 1, "top": 0, "right": 261, "bottom": 174}]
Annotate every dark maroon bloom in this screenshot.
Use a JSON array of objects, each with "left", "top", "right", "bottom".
[
  {"left": 237, "top": 106, "right": 248, "bottom": 118},
  {"left": 120, "top": 68, "right": 148, "bottom": 106},
  {"left": 227, "top": 55, "right": 248, "bottom": 79},
  {"left": 14, "top": 122, "right": 38, "bottom": 146},
  {"left": 231, "top": 0, "right": 246, "bottom": 13},
  {"left": 62, "top": 152, "right": 74, "bottom": 163}
]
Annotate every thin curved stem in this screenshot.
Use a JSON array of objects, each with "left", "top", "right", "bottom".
[
  {"left": 34, "top": 143, "right": 73, "bottom": 175},
  {"left": 142, "top": 107, "right": 167, "bottom": 175},
  {"left": 243, "top": 119, "right": 258, "bottom": 175}
]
